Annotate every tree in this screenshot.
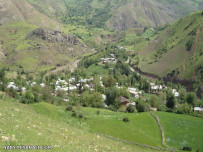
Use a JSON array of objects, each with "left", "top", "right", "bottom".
[
  {"left": 179, "top": 88, "right": 187, "bottom": 103},
  {"left": 119, "top": 87, "right": 130, "bottom": 98},
  {"left": 149, "top": 95, "right": 159, "bottom": 107},
  {"left": 126, "top": 105, "right": 135, "bottom": 113},
  {"left": 80, "top": 91, "right": 103, "bottom": 107},
  {"left": 176, "top": 103, "right": 192, "bottom": 115},
  {"left": 186, "top": 92, "right": 196, "bottom": 107},
  {"left": 136, "top": 99, "right": 150, "bottom": 112},
  {"left": 102, "top": 75, "right": 116, "bottom": 87},
  {"left": 105, "top": 87, "right": 119, "bottom": 105},
  {"left": 139, "top": 78, "right": 150, "bottom": 93},
  {"left": 25, "top": 90, "right": 34, "bottom": 100},
  {"left": 166, "top": 90, "right": 176, "bottom": 109}
]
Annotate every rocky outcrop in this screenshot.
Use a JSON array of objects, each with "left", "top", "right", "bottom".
[{"left": 29, "top": 28, "right": 85, "bottom": 47}]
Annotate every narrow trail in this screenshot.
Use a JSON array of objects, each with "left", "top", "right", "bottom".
[
  {"left": 45, "top": 59, "right": 80, "bottom": 76},
  {"left": 95, "top": 132, "right": 172, "bottom": 152},
  {"left": 150, "top": 112, "right": 176, "bottom": 151}
]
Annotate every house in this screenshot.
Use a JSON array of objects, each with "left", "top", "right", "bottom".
[
  {"left": 127, "top": 102, "right": 136, "bottom": 107},
  {"left": 172, "top": 89, "right": 179, "bottom": 97},
  {"left": 69, "top": 78, "right": 75, "bottom": 84},
  {"left": 56, "top": 78, "right": 68, "bottom": 86},
  {"left": 40, "top": 83, "right": 45, "bottom": 88},
  {"left": 128, "top": 88, "right": 139, "bottom": 98},
  {"left": 101, "top": 57, "right": 116, "bottom": 64},
  {"left": 118, "top": 96, "right": 130, "bottom": 107},
  {"left": 21, "top": 87, "right": 26, "bottom": 93},
  {"left": 102, "top": 94, "right": 106, "bottom": 100},
  {"left": 68, "top": 85, "right": 77, "bottom": 91},
  {"left": 31, "top": 82, "right": 36, "bottom": 86},
  {"left": 104, "top": 103, "right": 108, "bottom": 108},
  {"left": 150, "top": 108, "right": 158, "bottom": 111},
  {"left": 194, "top": 107, "right": 203, "bottom": 114},
  {"left": 7, "top": 82, "right": 18, "bottom": 91}
]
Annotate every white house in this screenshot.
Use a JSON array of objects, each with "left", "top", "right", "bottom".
[
  {"left": 172, "top": 89, "right": 179, "bottom": 97},
  {"left": 21, "top": 87, "right": 26, "bottom": 93},
  {"left": 69, "top": 78, "right": 75, "bottom": 84},
  {"left": 102, "top": 94, "right": 107, "bottom": 100},
  {"left": 31, "top": 82, "right": 36, "bottom": 86},
  {"left": 194, "top": 107, "right": 203, "bottom": 114},
  {"left": 40, "top": 83, "right": 45, "bottom": 88},
  {"left": 128, "top": 88, "right": 139, "bottom": 98},
  {"left": 7, "top": 82, "right": 18, "bottom": 90}
]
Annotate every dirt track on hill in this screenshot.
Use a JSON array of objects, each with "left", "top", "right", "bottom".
[{"left": 45, "top": 59, "right": 80, "bottom": 76}]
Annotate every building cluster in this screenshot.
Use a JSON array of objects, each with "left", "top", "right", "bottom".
[
  {"left": 128, "top": 87, "right": 142, "bottom": 98},
  {"left": 101, "top": 54, "right": 116, "bottom": 64}
]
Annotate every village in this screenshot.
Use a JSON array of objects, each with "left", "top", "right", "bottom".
[{"left": 4, "top": 73, "right": 202, "bottom": 114}]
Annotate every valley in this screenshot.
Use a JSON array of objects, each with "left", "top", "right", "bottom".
[{"left": 0, "top": 0, "right": 203, "bottom": 152}]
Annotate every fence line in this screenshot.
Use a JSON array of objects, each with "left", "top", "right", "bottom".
[{"left": 95, "top": 132, "right": 173, "bottom": 152}]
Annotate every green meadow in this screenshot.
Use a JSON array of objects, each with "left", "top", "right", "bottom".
[
  {"left": 0, "top": 99, "right": 158, "bottom": 152},
  {"left": 155, "top": 112, "right": 203, "bottom": 151}
]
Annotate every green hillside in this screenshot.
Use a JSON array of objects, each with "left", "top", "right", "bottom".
[
  {"left": 25, "top": 0, "right": 202, "bottom": 30},
  {"left": 0, "top": 98, "right": 160, "bottom": 152},
  {"left": 138, "top": 11, "right": 203, "bottom": 81}
]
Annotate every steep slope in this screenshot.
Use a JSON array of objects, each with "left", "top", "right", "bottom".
[
  {"left": 0, "top": 98, "right": 157, "bottom": 152},
  {"left": 108, "top": 0, "right": 202, "bottom": 30},
  {"left": 0, "top": 0, "right": 62, "bottom": 30},
  {"left": 25, "top": 0, "right": 202, "bottom": 30},
  {"left": 138, "top": 12, "right": 203, "bottom": 82},
  {"left": 0, "top": 24, "right": 90, "bottom": 73},
  {"left": 0, "top": 0, "right": 92, "bottom": 73}
]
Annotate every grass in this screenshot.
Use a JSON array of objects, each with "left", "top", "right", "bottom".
[
  {"left": 154, "top": 112, "right": 203, "bottom": 151},
  {"left": 86, "top": 64, "right": 109, "bottom": 76},
  {"left": 138, "top": 11, "right": 203, "bottom": 80},
  {"left": 30, "top": 102, "right": 163, "bottom": 147},
  {"left": 0, "top": 99, "right": 159, "bottom": 152}
]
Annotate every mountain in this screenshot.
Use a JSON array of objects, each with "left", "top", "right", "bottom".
[
  {"left": 138, "top": 11, "right": 203, "bottom": 82},
  {"left": 0, "top": 0, "right": 91, "bottom": 73},
  {"left": 25, "top": 0, "right": 202, "bottom": 30},
  {"left": 0, "top": 0, "right": 62, "bottom": 29},
  {"left": 107, "top": 0, "right": 202, "bottom": 30}
]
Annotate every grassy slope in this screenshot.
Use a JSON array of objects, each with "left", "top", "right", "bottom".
[
  {"left": 0, "top": 21, "right": 92, "bottom": 73},
  {"left": 0, "top": 99, "right": 158, "bottom": 152},
  {"left": 138, "top": 11, "right": 203, "bottom": 80},
  {"left": 31, "top": 102, "right": 162, "bottom": 148},
  {"left": 154, "top": 112, "right": 203, "bottom": 151}
]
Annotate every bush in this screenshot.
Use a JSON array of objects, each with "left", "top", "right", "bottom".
[
  {"left": 186, "top": 39, "right": 193, "bottom": 51},
  {"left": 137, "top": 100, "right": 150, "bottom": 112},
  {"left": 182, "top": 146, "right": 192, "bottom": 151},
  {"left": 72, "top": 112, "right": 77, "bottom": 117},
  {"left": 78, "top": 114, "right": 83, "bottom": 118},
  {"left": 123, "top": 117, "right": 130, "bottom": 122},
  {"left": 176, "top": 103, "right": 192, "bottom": 115},
  {"left": 126, "top": 105, "right": 135, "bottom": 113},
  {"left": 66, "top": 105, "right": 73, "bottom": 111},
  {"left": 97, "top": 110, "right": 100, "bottom": 115}
]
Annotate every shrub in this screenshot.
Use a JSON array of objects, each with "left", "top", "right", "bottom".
[
  {"left": 72, "top": 112, "right": 77, "bottom": 117},
  {"left": 186, "top": 39, "right": 193, "bottom": 51},
  {"left": 182, "top": 146, "right": 192, "bottom": 151},
  {"left": 123, "top": 117, "right": 130, "bottom": 122},
  {"left": 97, "top": 110, "right": 100, "bottom": 115},
  {"left": 66, "top": 105, "right": 73, "bottom": 111},
  {"left": 78, "top": 114, "right": 83, "bottom": 118},
  {"left": 126, "top": 105, "right": 135, "bottom": 113},
  {"left": 137, "top": 100, "right": 150, "bottom": 112},
  {"left": 176, "top": 103, "right": 192, "bottom": 115}
]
